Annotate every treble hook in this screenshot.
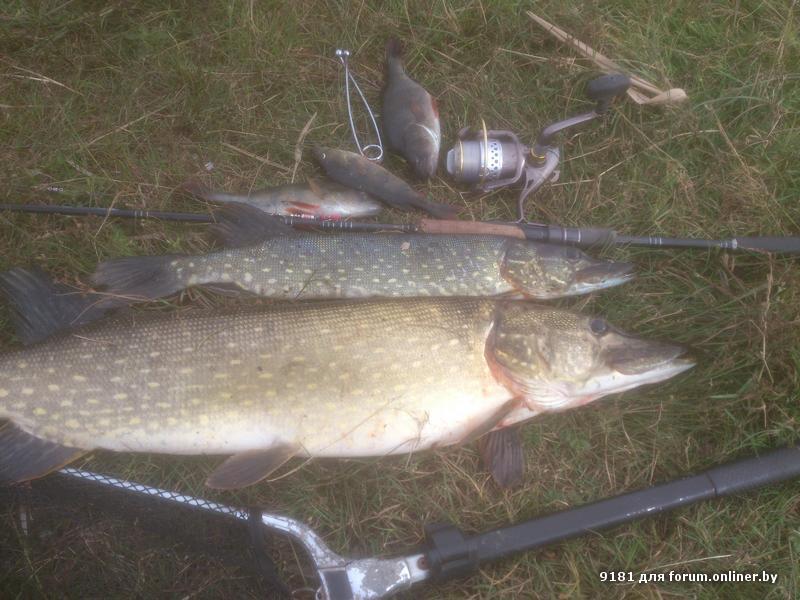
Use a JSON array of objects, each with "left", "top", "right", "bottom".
[{"left": 335, "top": 48, "right": 383, "bottom": 162}]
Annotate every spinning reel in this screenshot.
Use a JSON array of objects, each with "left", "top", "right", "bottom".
[{"left": 445, "top": 73, "right": 631, "bottom": 220}]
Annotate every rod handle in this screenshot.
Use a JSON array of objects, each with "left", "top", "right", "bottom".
[
  {"left": 707, "top": 446, "right": 800, "bottom": 496},
  {"left": 419, "top": 219, "right": 526, "bottom": 239},
  {"left": 423, "top": 445, "right": 800, "bottom": 580},
  {"left": 735, "top": 236, "right": 800, "bottom": 254}
]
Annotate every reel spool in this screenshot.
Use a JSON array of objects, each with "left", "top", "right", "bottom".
[{"left": 445, "top": 121, "right": 560, "bottom": 221}]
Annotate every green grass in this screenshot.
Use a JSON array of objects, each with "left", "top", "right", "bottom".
[{"left": 1, "top": 0, "right": 799, "bottom": 598}]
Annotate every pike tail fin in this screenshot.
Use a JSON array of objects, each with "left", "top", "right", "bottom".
[
  {"left": 92, "top": 254, "right": 186, "bottom": 303},
  {"left": 0, "top": 423, "right": 87, "bottom": 484},
  {"left": 0, "top": 267, "right": 118, "bottom": 345}
]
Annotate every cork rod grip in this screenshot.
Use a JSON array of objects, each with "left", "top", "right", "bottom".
[{"left": 418, "top": 219, "right": 526, "bottom": 239}]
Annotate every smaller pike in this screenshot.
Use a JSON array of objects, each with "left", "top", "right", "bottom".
[
  {"left": 312, "top": 146, "right": 459, "bottom": 219},
  {"left": 181, "top": 178, "right": 382, "bottom": 220},
  {"left": 91, "top": 203, "right": 635, "bottom": 303},
  {"left": 383, "top": 38, "right": 441, "bottom": 179}
]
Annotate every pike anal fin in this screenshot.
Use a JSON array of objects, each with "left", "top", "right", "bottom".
[
  {"left": 0, "top": 423, "right": 88, "bottom": 484},
  {"left": 206, "top": 443, "right": 300, "bottom": 489}
]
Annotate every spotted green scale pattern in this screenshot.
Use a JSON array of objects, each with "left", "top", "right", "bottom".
[
  {"left": 179, "top": 234, "right": 514, "bottom": 299},
  {"left": 0, "top": 299, "right": 515, "bottom": 458}
]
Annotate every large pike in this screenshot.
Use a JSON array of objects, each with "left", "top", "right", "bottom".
[
  {"left": 181, "top": 178, "right": 382, "bottom": 220},
  {"left": 0, "top": 269, "right": 693, "bottom": 489},
  {"left": 91, "top": 204, "right": 635, "bottom": 303}
]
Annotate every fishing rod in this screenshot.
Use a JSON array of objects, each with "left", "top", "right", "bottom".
[
  {"left": 13, "top": 445, "right": 800, "bottom": 599},
  {"left": 0, "top": 202, "right": 214, "bottom": 223},
  {"left": 441, "top": 73, "right": 800, "bottom": 254},
  {"left": 421, "top": 218, "right": 800, "bottom": 254},
  {"left": 2, "top": 202, "right": 800, "bottom": 254}
]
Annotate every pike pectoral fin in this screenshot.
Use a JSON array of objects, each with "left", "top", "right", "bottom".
[
  {"left": 206, "top": 443, "right": 300, "bottom": 489},
  {"left": 0, "top": 423, "right": 88, "bottom": 484},
  {"left": 458, "top": 398, "right": 519, "bottom": 446},
  {"left": 209, "top": 202, "right": 294, "bottom": 247},
  {"left": 478, "top": 427, "right": 524, "bottom": 489}
]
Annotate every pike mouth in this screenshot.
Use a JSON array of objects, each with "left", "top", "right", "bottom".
[
  {"left": 606, "top": 340, "right": 694, "bottom": 376},
  {"left": 574, "top": 261, "right": 636, "bottom": 288},
  {"left": 611, "top": 352, "right": 695, "bottom": 388},
  {"left": 564, "top": 339, "right": 696, "bottom": 403},
  {"left": 514, "top": 346, "right": 695, "bottom": 412}
]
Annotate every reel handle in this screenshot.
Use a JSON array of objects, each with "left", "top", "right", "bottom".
[
  {"left": 533, "top": 73, "right": 630, "bottom": 154},
  {"left": 586, "top": 73, "right": 631, "bottom": 112}
]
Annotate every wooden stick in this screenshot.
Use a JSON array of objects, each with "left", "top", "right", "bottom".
[{"left": 526, "top": 11, "right": 687, "bottom": 106}]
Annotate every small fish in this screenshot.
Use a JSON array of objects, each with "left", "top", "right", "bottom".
[
  {"left": 90, "top": 203, "right": 634, "bottom": 303},
  {"left": 382, "top": 38, "right": 441, "bottom": 179},
  {"left": 181, "top": 178, "right": 382, "bottom": 220},
  {"left": 0, "top": 270, "right": 693, "bottom": 489},
  {"left": 312, "top": 146, "right": 458, "bottom": 219}
]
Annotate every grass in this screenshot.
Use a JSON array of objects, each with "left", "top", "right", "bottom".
[{"left": 1, "top": 0, "right": 799, "bottom": 598}]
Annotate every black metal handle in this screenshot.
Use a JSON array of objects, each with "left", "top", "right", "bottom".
[
  {"left": 424, "top": 446, "right": 800, "bottom": 581},
  {"left": 734, "top": 236, "right": 800, "bottom": 254}
]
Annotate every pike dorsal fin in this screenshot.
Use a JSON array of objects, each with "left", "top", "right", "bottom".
[
  {"left": 0, "top": 423, "right": 88, "bottom": 484},
  {"left": 0, "top": 267, "right": 118, "bottom": 344},
  {"left": 206, "top": 443, "right": 300, "bottom": 489},
  {"left": 209, "top": 202, "right": 294, "bottom": 248},
  {"left": 478, "top": 427, "right": 524, "bottom": 489}
]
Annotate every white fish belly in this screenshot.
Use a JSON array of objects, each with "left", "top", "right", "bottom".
[{"left": 299, "top": 384, "right": 513, "bottom": 458}]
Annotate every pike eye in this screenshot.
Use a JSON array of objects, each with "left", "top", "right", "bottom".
[{"left": 590, "top": 318, "right": 609, "bottom": 336}]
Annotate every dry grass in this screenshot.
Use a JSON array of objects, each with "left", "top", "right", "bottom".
[{"left": 1, "top": 1, "right": 799, "bottom": 598}]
